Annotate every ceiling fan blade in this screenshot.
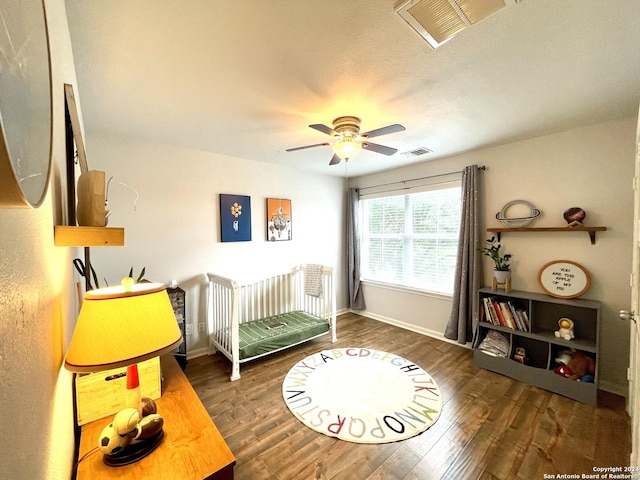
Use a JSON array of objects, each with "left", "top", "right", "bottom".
[
  {"left": 329, "top": 154, "right": 342, "bottom": 165},
  {"left": 362, "top": 142, "right": 398, "bottom": 156},
  {"left": 286, "top": 142, "right": 330, "bottom": 152},
  {"left": 360, "top": 124, "right": 406, "bottom": 139},
  {"left": 309, "top": 124, "right": 336, "bottom": 136}
]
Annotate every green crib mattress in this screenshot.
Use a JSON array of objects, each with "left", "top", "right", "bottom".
[{"left": 238, "top": 311, "right": 330, "bottom": 360}]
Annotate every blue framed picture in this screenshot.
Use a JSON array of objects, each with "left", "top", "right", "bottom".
[{"left": 220, "top": 194, "right": 251, "bottom": 242}]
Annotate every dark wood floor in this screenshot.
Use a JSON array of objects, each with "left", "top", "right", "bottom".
[{"left": 185, "top": 313, "right": 631, "bottom": 480}]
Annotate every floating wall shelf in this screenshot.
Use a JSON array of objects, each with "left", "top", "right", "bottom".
[
  {"left": 487, "top": 226, "right": 606, "bottom": 245},
  {"left": 54, "top": 226, "right": 125, "bottom": 247}
]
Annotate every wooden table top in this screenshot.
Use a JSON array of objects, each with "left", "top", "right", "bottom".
[{"left": 76, "top": 354, "right": 236, "bottom": 479}]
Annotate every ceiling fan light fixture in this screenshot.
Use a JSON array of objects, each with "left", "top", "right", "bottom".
[
  {"left": 332, "top": 136, "right": 362, "bottom": 160},
  {"left": 286, "top": 115, "right": 404, "bottom": 165}
]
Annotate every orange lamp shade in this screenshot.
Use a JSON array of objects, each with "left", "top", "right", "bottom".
[{"left": 64, "top": 282, "right": 183, "bottom": 373}]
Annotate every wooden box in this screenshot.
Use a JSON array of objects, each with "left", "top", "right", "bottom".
[{"left": 75, "top": 357, "right": 161, "bottom": 425}]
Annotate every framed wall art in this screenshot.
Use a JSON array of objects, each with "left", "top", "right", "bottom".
[
  {"left": 0, "top": 0, "right": 53, "bottom": 207},
  {"left": 220, "top": 194, "right": 251, "bottom": 242},
  {"left": 266, "top": 198, "right": 292, "bottom": 241},
  {"left": 537, "top": 260, "right": 591, "bottom": 299}
]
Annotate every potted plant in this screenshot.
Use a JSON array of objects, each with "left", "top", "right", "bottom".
[{"left": 479, "top": 236, "right": 512, "bottom": 284}]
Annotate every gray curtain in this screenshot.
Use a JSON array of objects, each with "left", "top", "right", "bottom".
[
  {"left": 444, "top": 165, "right": 483, "bottom": 344},
  {"left": 347, "top": 187, "right": 365, "bottom": 310}
]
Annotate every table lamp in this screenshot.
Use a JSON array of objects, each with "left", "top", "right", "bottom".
[{"left": 65, "top": 279, "right": 183, "bottom": 466}]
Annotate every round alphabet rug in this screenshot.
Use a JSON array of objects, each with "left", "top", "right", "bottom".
[{"left": 282, "top": 348, "right": 443, "bottom": 443}]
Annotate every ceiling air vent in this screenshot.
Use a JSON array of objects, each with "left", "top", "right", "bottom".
[
  {"left": 395, "top": 0, "right": 515, "bottom": 49},
  {"left": 403, "top": 147, "right": 433, "bottom": 157}
]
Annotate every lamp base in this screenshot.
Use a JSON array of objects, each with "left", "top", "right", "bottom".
[{"left": 103, "top": 430, "right": 164, "bottom": 467}]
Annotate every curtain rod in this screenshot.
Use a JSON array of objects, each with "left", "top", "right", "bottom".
[{"left": 358, "top": 165, "right": 486, "bottom": 192}]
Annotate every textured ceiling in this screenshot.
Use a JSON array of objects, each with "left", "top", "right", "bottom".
[{"left": 65, "top": 0, "right": 640, "bottom": 178}]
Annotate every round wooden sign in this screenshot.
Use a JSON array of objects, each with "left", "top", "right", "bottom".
[{"left": 537, "top": 260, "right": 591, "bottom": 299}]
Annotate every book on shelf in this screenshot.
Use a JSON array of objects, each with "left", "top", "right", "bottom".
[
  {"left": 481, "top": 296, "right": 529, "bottom": 332},
  {"left": 492, "top": 300, "right": 506, "bottom": 326},
  {"left": 507, "top": 302, "right": 522, "bottom": 330},
  {"left": 482, "top": 297, "right": 499, "bottom": 326},
  {"left": 499, "top": 303, "right": 517, "bottom": 330},
  {"left": 521, "top": 310, "right": 529, "bottom": 330}
]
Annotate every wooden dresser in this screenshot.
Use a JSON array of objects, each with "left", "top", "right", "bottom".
[{"left": 76, "top": 354, "right": 236, "bottom": 479}]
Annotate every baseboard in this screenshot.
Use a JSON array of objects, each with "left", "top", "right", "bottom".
[
  {"left": 599, "top": 380, "right": 627, "bottom": 397},
  {"left": 353, "top": 309, "right": 471, "bottom": 349},
  {"left": 186, "top": 346, "right": 209, "bottom": 360}
]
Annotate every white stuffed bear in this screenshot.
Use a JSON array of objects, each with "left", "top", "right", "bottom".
[{"left": 554, "top": 317, "right": 575, "bottom": 341}]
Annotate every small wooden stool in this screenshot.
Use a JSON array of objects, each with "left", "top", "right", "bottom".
[{"left": 492, "top": 276, "right": 511, "bottom": 293}]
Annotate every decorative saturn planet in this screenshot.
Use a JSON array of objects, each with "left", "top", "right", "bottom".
[{"left": 495, "top": 200, "right": 542, "bottom": 227}]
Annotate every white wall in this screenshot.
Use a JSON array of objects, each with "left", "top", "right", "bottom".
[
  {"left": 350, "top": 117, "right": 636, "bottom": 394},
  {"left": 0, "top": 1, "right": 80, "bottom": 478},
  {"left": 85, "top": 133, "right": 346, "bottom": 356}
]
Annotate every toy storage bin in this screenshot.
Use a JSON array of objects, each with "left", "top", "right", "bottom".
[{"left": 75, "top": 356, "right": 161, "bottom": 425}]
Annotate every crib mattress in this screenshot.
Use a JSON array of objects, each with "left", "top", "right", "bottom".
[{"left": 238, "top": 311, "right": 330, "bottom": 360}]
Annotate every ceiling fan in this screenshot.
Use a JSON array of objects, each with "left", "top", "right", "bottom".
[{"left": 286, "top": 116, "right": 406, "bottom": 165}]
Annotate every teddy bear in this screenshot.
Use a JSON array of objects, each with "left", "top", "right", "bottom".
[
  {"left": 554, "top": 349, "right": 595, "bottom": 382},
  {"left": 567, "top": 349, "right": 595, "bottom": 381}
]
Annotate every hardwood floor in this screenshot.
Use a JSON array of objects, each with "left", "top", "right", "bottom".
[{"left": 185, "top": 313, "right": 631, "bottom": 480}]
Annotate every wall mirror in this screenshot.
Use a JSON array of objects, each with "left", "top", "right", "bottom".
[{"left": 0, "top": 0, "right": 53, "bottom": 208}]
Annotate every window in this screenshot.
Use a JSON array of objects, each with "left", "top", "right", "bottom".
[{"left": 360, "top": 184, "right": 462, "bottom": 295}]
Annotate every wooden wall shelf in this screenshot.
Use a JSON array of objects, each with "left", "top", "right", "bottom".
[
  {"left": 54, "top": 226, "right": 125, "bottom": 247},
  {"left": 487, "top": 226, "right": 606, "bottom": 245}
]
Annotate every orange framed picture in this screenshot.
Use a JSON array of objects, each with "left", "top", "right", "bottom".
[{"left": 266, "top": 198, "right": 292, "bottom": 241}]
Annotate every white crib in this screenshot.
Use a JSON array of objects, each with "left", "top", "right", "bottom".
[{"left": 206, "top": 265, "right": 337, "bottom": 381}]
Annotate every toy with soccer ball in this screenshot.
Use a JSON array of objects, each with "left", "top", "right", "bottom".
[
  {"left": 97, "top": 398, "right": 164, "bottom": 457},
  {"left": 99, "top": 422, "right": 131, "bottom": 455},
  {"left": 98, "top": 408, "right": 139, "bottom": 455}
]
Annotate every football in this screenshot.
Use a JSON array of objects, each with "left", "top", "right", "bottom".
[
  {"left": 113, "top": 408, "right": 140, "bottom": 435},
  {"left": 131, "top": 413, "right": 164, "bottom": 441},
  {"left": 563, "top": 207, "right": 586, "bottom": 225}
]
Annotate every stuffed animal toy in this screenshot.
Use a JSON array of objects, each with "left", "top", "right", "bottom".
[
  {"left": 554, "top": 350, "right": 572, "bottom": 366},
  {"left": 553, "top": 349, "right": 595, "bottom": 382},
  {"left": 564, "top": 349, "right": 595, "bottom": 381},
  {"left": 554, "top": 317, "right": 575, "bottom": 341}
]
